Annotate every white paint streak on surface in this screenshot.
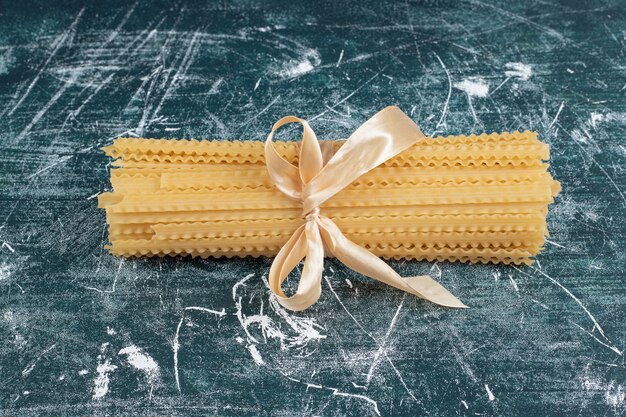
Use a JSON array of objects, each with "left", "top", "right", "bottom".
[
  {"left": 333, "top": 390, "right": 381, "bottom": 416},
  {"left": 22, "top": 344, "right": 57, "bottom": 377},
  {"left": 590, "top": 112, "right": 626, "bottom": 127},
  {"left": 548, "top": 101, "right": 565, "bottom": 131},
  {"left": 504, "top": 62, "right": 532, "bottom": 80},
  {"left": 119, "top": 345, "right": 160, "bottom": 384},
  {"left": 527, "top": 267, "right": 608, "bottom": 340},
  {"left": 85, "top": 258, "right": 124, "bottom": 293},
  {"left": 568, "top": 321, "right": 623, "bottom": 356},
  {"left": 0, "top": 48, "right": 14, "bottom": 75},
  {"left": 93, "top": 344, "right": 117, "bottom": 400},
  {"left": 570, "top": 128, "right": 588, "bottom": 144},
  {"left": 429, "top": 262, "right": 442, "bottom": 279},
  {"left": 581, "top": 365, "right": 625, "bottom": 408},
  {"left": 514, "top": 266, "right": 623, "bottom": 355},
  {"left": 453, "top": 78, "right": 489, "bottom": 97},
  {"left": 489, "top": 77, "right": 511, "bottom": 96},
  {"left": 508, "top": 274, "right": 520, "bottom": 296},
  {"left": 26, "top": 156, "right": 72, "bottom": 179},
  {"left": 277, "top": 370, "right": 380, "bottom": 416},
  {"left": 433, "top": 52, "right": 452, "bottom": 129},
  {"left": 324, "top": 276, "right": 419, "bottom": 404},
  {"left": 485, "top": 384, "right": 495, "bottom": 401},
  {"left": 247, "top": 344, "right": 265, "bottom": 365},
  {"left": 185, "top": 306, "right": 226, "bottom": 317},
  {"left": 308, "top": 69, "right": 383, "bottom": 123},
  {"left": 173, "top": 305, "right": 226, "bottom": 392},
  {"left": 7, "top": 8, "right": 85, "bottom": 117},
  {"left": 277, "top": 49, "right": 321, "bottom": 79},
  {"left": 93, "top": 360, "right": 117, "bottom": 399},
  {"left": 0, "top": 263, "right": 12, "bottom": 281},
  {"left": 605, "top": 382, "right": 624, "bottom": 408},
  {"left": 232, "top": 274, "right": 326, "bottom": 354},
  {"left": 562, "top": 125, "right": 626, "bottom": 207},
  {"left": 336, "top": 49, "right": 344, "bottom": 67},
  {"left": 173, "top": 316, "right": 185, "bottom": 392},
  {"left": 545, "top": 239, "right": 568, "bottom": 249},
  {"left": 16, "top": 72, "right": 80, "bottom": 142},
  {"left": 266, "top": 278, "right": 327, "bottom": 348},
  {"left": 366, "top": 298, "right": 404, "bottom": 384},
  {"left": 453, "top": 77, "right": 488, "bottom": 125}
]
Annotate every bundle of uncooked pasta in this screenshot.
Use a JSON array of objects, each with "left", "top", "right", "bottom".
[{"left": 98, "top": 131, "right": 560, "bottom": 266}]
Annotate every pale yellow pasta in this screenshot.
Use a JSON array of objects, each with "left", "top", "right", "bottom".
[{"left": 99, "top": 131, "right": 560, "bottom": 266}]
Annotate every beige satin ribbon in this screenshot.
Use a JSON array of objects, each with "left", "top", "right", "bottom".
[{"left": 265, "top": 106, "right": 467, "bottom": 311}]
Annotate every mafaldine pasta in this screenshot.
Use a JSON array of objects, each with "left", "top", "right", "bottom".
[{"left": 99, "top": 131, "right": 560, "bottom": 266}]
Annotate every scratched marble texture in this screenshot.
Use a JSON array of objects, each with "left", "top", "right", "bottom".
[{"left": 0, "top": 0, "right": 624, "bottom": 415}]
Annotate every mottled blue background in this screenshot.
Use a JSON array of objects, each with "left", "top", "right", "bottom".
[{"left": 0, "top": 0, "right": 624, "bottom": 415}]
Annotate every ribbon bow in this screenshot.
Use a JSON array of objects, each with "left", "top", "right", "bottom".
[{"left": 265, "top": 106, "right": 466, "bottom": 311}]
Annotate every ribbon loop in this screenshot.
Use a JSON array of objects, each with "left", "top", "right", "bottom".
[
  {"left": 265, "top": 106, "right": 467, "bottom": 311},
  {"left": 268, "top": 219, "right": 325, "bottom": 311},
  {"left": 264, "top": 115, "right": 325, "bottom": 204}
]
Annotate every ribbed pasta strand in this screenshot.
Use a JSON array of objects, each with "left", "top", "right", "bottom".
[{"left": 99, "top": 131, "right": 560, "bottom": 266}]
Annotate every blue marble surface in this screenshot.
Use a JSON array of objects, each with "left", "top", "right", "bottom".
[{"left": 0, "top": 0, "right": 624, "bottom": 415}]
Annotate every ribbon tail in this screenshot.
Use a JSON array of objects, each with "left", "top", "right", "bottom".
[
  {"left": 268, "top": 221, "right": 326, "bottom": 312},
  {"left": 402, "top": 276, "right": 468, "bottom": 309},
  {"left": 317, "top": 216, "right": 467, "bottom": 308}
]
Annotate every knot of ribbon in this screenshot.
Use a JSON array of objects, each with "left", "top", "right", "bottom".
[{"left": 265, "top": 106, "right": 467, "bottom": 311}]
